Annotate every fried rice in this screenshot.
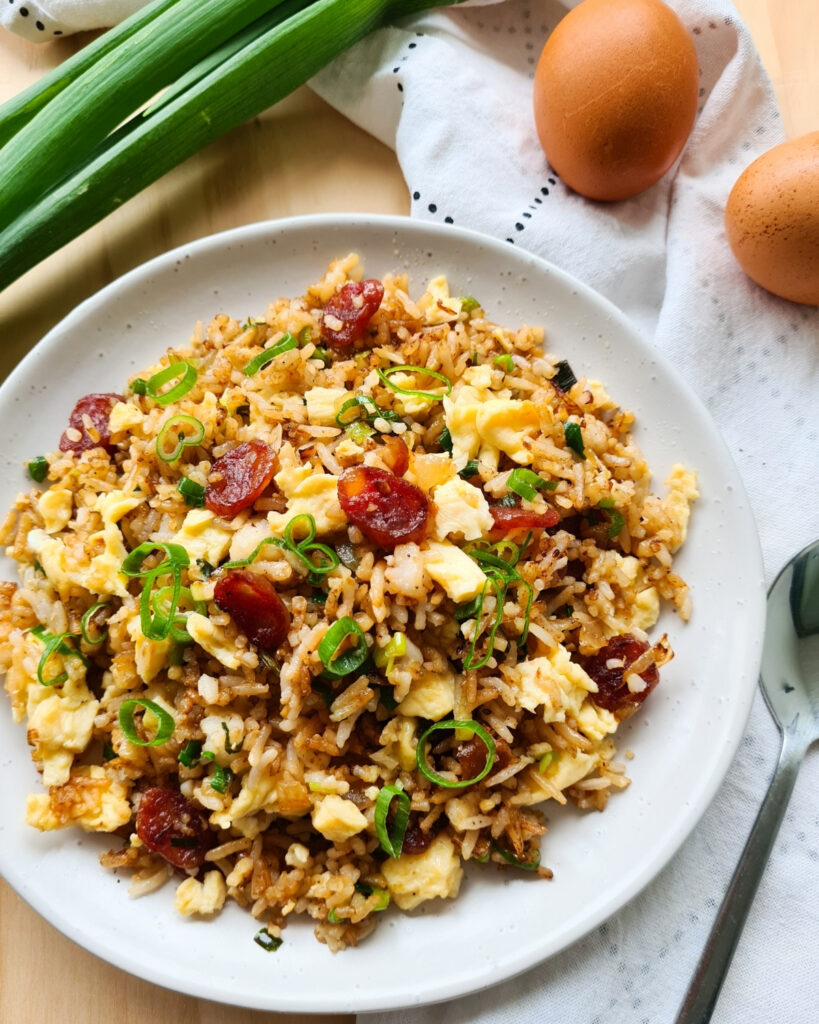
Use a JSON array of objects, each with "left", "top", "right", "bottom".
[{"left": 0, "top": 254, "right": 698, "bottom": 951}]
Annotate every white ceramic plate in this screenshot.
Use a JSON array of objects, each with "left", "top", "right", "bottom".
[{"left": 0, "top": 215, "right": 765, "bottom": 1014}]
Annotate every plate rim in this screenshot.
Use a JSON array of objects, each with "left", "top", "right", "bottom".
[{"left": 0, "top": 212, "right": 766, "bottom": 1013}]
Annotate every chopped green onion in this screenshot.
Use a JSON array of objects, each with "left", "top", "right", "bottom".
[
  {"left": 254, "top": 928, "right": 283, "bottom": 953},
  {"left": 26, "top": 456, "right": 48, "bottom": 483},
  {"left": 493, "top": 354, "right": 515, "bottom": 373},
  {"left": 458, "top": 460, "right": 480, "bottom": 480},
  {"left": 80, "top": 601, "right": 109, "bottom": 646},
  {"left": 561, "top": 604, "right": 574, "bottom": 618},
  {"left": 131, "top": 378, "right": 148, "bottom": 396},
  {"left": 491, "top": 839, "right": 541, "bottom": 871},
  {"left": 201, "top": 750, "right": 216, "bottom": 763},
  {"left": 197, "top": 558, "right": 216, "bottom": 579},
  {"left": 312, "top": 681, "right": 334, "bottom": 708},
  {"left": 318, "top": 616, "right": 368, "bottom": 678},
  {"left": 102, "top": 742, "right": 117, "bottom": 762},
  {"left": 241, "top": 318, "right": 266, "bottom": 331},
  {"left": 454, "top": 593, "right": 484, "bottom": 623},
  {"left": 438, "top": 426, "right": 453, "bottom": 454},
  {"left": 243, "top": 331, "right": 298, "bottom": 375},
  {"left": 347, "top": 420, "right": 375, "bottom": 444},
  {"left": 564, "top": 422, "right": 586, "bottom": 460},
  {"left": 377, "top": 685, "right": 398, "bottom": 711},
  {"left": 376, "top": 364, "right": 452, "bottom": 401},
  {"left": 373, "top": 632, "right": 406, "bottom": 675},
  {"left": 151, "top": 584, "right": 205, "bottom": 643},
  {"left": 310, "top": 588, "right": 328, "bottom": 605},
  {"left": 177, "top": 477, "right": 206, "bottom": 507},
  {"left": 298, "top": 325, "right": 312, "bottom": 345},
  {"left": 327, "top": 908, "right": 346, "bottom": 924},
  {"left": 507, "top": 468, "right": 557, "bottom": 501},
  {"left": 471, "top": 849, "right": 490, "bottom": 863},
  {"left": 156, "top": 413, "right": 205, "bottom": 463},
  {"left": 553, "top": 359, "right": 577, "bottom": 392},
  {"left": 118, "top": 697, "right": 175, "bottom": 747},
  {"left": 354, "top": 882, "right": 390, "bottom": 909},
  {"left": 374, "top": 783, "right": 410, "bottom": 858},
  {"left": 335, "top": 395, "right": 401, "bottom": 429},
  {"left": 597, "top": 498, "right": 626, "bottom": 539},
  {"left": 178, "top": 739, "right": 203, "bottom": 768},
  {"left": 497, "top": 494, "right": 517, "bottom": 508},
  {"left": 538, "top": 751, "right": 558, "bottom": 773},
  {"left": 460, "top": 296, "right": 481, "bottom": 314},
  {"left": 121, "top": 541, "right": 190, "bottom": 642},
  {"left": 311, "top": 345, "right": 331, "bottom": 365},
  {"left": 145, "top": 361, "right": 197, "bottom": 406},
  {"left": 32, "top": 625, "right": 88, "bottom": 686},
  {"left": 121, "top": 541, "right": 191, "bottom": 579},
  {"left": 222, "top": 514, "right": 338, "bottom": 585},
  {"left": 416, "top": 720, "right": 496, "bottom": 789},
  {"left": 221, "top": 721, "right": 242, "bottom": 754},
  {"left": 210, "top": 764, "right": 233, "bottom": 793}
]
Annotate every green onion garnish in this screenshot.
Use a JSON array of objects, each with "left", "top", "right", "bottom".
[
  {"left": 374, "top": 783, "right": 410, "bottom": 858},
  {"left": 347, "top": 420, "right": 375, "bottom": 445},
  {"left": 145, "top": 361, "right": 197, "bottom": 406},
  {"left": 327, "top": 908, "right": 345, "bottom": 924},
  {"left": 178, "top": 739, "right": 203, "bottom": 768},
  {"left": 210, "top": 764, "right": 233, "bottom": 793},
  {"left": 553, "top": 359, "right": 577, "bottom": 392},
  {"left": 222, "top": 514, "right": 338, "bottom": 585},
  {"left": 454, "top": 593, "right": 484, "bottom": 623},
  {"left": 80, "top": 601, "right": 109, "bottom": 647},
  {"left": 354, "top": 882, "right": 390, "bottom": 909},
  {"left": 102, "top": 742, "right": 117, "bottom": 762},
  {"left": 493, "top": 354, "right": 515, "bottom": 373},
  {"left": 118, "top": 697, "right": 175, "bottom": 747},
  {"left": 31, "top": 625, "right": 88, "bottom": 686},
  {"left": 377, "top": 685, "right": 398, "bottom": 711},
  {"left": 458, "top": 460, "right": 480, "bottom": 480},
  {"left": 298, "top": 325, "right": 312, "bottom": 345},
  {"left": 196, "top": 558, "right": 216, "bottom": 579},
  {"left": 564, "top": 422, "right": 586, "bottom": 460},
  {"left": 221, "top": 721, "right": 241, "bottom": 754},
  {"left": 177, "top": 477, "right": 206, "bottom": 507},
  {"left": 507, "top": 467, "right": 557, "bottom": 501},
  {"left": 376, "top": 364, "right": 452, "bottom": 402},
  {"left": 131, "top": 378, "right": 148, "bottom": 396},
  {"left": 416, "top": 720, "right": 496, "bottom": 790},
  {"left": 373, "top": 632, "right": 406, "bottom": 675},
  {"left": 156, "top": 413, "right": 205, "bottom": 463},
  {"left": 335, "top": 395, "right": 401, "bottom": 429},
  {"left": 438, "top": 426, "right": 453, "bottom": 454},
  {"left": 460, "top": 296, "right": 481, "bottom": 313},
  {"left": 311, "top": 346, "right": 330, "bottom": 365},
  {"left": 538, "top": 751, "right": 559, "bottom": 773},
  {"left": 26, "top": 456, "right": 48, "bottom": 483},
  {"left": 254, "top": 929, "right": 283, "bottom": 953},
  {"left": 597, "top": 498, "right": 626, "bottom": 539},
  {"left": 461, "top": 546, "right": 534, "bottom": 668},
  {"left": 491, "top": 839, "right": 541, "bottom": 871},
  {"left": 151, "top": 584, "right": 205, "bottom": 643},
  {"left": 121, "top": 541, "right": 190, "bottom": 642},
  {"left": 241, "top": 318, "right": 266, "bottom": 331},
  {"left": 243, "top": 332, "right": 297, "bottom": 375},
  {"left": 317, "top": 616, "right": 368, "bottom": 678}
]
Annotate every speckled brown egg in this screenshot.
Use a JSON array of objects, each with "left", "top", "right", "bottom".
[
  {"left": 533, "top": 0, "right": 699, "bottom": 201},
  {"left": 725, "top": 132, "right": 819, "bottom": 306}
]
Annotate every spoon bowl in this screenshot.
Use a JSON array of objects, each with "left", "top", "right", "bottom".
[{"left": 676, "top": 537, "right": 819, "bottom": 1023}]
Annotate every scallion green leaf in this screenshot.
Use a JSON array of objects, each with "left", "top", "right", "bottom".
[
  {"left": 31, "top": 625, "right": 88, "bottom": 686},
  {"left": 493, "top": 354, "right": 515, "bottom": 373},
  {"left": 374, "top": 783, "right": 410, "bottom": 857},
  {"left": 254, "top": 928, "right": 283, "bottom": 952},
  {"left": 416, "top": 720, "right": 496, "bottom": 790},
  {"left": 210, "top": 764, "right": 233, "bottom": 793},
  {"left": 177, "top": 476, "right": 206, "bottom": 507},
  {"left": 597, "top": 498, "right": 626, "bottom": 539},
  {"left": 26, "top": 456, "right": 48, "bottom": 483},
  {"left": 221, "top": 721, "right": 242, "bottom": 754},
  {"left": 376, "top": 364, "right": 452, "bottom": 401},
  {"left": 80, "top": 601, "right": 109, "bottom": 647},
  {"left": 131, "top": 378, "right": 149, "bottom": 396},
  {"left": 552, "top": 359, "right": 577, "bottom": 392},
  {"left": 178, "top": 739, "right": 203, "bottom": 768},
  {"left": 438, "top": 426, "right": 453, "bottom": 454},
  {"left": 156, "top": 413, "right": 205, "bottom": 463},
  {"left": 102, "top": 742, "right": 117, "bottom": 762},
  {"left": 491, "top": 839, "right": 541, "bottom": 871},
  {"left": 118, "top": 697, "right": 175, "bottom": 747},
  {"left": 507, "top": 467, "right": 557, "bottom": 501},
  {"left": 317, "top": 616, "right": 368, "bottom": 678},
  {"left": 459, "top": 296, "right": 481, "bottom": 314},
  {"left": 564, "top": 421, "right": 586, "bottom": 460},
  {"left": 458, "top": 460, "right": 480, "bottom": 480},
  {"left": 145, "top": 361, "right": 197, "bottom": 406},
  {"left": 243, "top": 331, "right": 298, "bottom": 375}
]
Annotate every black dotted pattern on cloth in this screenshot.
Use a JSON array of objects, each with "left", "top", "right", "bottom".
[{"left": 6, "top": 0, "right": 67, "bottom": 34}]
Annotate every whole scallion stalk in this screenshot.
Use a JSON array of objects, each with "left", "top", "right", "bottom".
[
  {"left": 0, "top": 0, "right": 462, "bottom": 294},
  {"left": 0, "top": 0, "right": 297, "bottom": 233}
]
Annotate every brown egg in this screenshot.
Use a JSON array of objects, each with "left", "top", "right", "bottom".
[
  {"left": 533, "top": 0, "right": 699, "bottom": 201},
  {"left": 725, "top": 132, "right": 819, "bottom": 306}
]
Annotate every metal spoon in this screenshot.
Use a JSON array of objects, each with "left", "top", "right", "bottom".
[{"left": 675, "top": 538, "right": 819, "bottom": 1023}]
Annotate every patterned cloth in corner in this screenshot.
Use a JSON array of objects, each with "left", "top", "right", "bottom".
[{"left": 0, "top": 0, "right": 143, "bottom": 41}]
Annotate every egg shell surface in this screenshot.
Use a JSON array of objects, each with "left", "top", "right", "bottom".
[
  {"left": 725, "top": 131, "right": 819, "bottom": 307},
  {"left": 533, "top": 0, "right": 699, "bottom": 201}
]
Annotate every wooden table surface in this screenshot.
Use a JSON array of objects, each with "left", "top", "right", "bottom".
[{"left": 0, "top": 3, "right": 815, "bottom": 1022}]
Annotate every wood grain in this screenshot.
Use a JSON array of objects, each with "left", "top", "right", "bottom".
[{"left": 0, "top": 3, "right": 815, "bottom": 1022}]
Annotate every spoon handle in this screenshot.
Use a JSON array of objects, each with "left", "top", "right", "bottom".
[{"left": 674, "top": 734, "right": 804, "bottom": 1024}]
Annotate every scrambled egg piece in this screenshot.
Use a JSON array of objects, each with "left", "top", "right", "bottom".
[
  {"left": 29, "top": 489, "right": 143, "bottom": 599},
  {"left": 175, "top": 871, "right": 227, "bottom": 916},
  {"left": 619, "top": 555, "right": 660, "bottom": 632},
  {"left": 432, "top": 477, "right": 494, "bottom": 542},
  {"left": 269, "top": 456, "right": 346, "bottom": 536},
  {"left": 409, "top": 452, "right": 456, "bottom": 492},
  {"left": 547, "top": 750, "right": 600, "bottom": 791},
  {"left": 417, "top": 274, "right": 462, "bottom": 325},
  {"left": 186, "top": 613, "right": 241, "bottom": 670},
  {"left": 640, "top": 465, "right": 699, "bottom": 552},
  {"left": 422, "top": 541, "right": 487, "bottom": 603},
  {"left": 38, "top": 489, "right": 72, "bottom": 534},
  {"left": 28, "top": 691, "right": 99, "bottom": 787},
  {"left": 382, "top": 834, "right": 463, "bottom": 911},
  {"left": 170, "top": 509, "right": 233, "bottom": 565},
  {"left": 108, "top": 401, "right": 145, "bottom": 434},
  {"left": 443, "top": 389, "right": 542, "bottom": 470},
  {"left": 304, "top": 386, "right": 349, "bottom": 426},
  {"left": 25, "top": 765, "right": 131, "bottom": 832},
  {"left": 397, "top": 668, "right": 455, "bottom": 721},
  {"left": 127, "top": 615, "right": 172, "bottom": 683},
  {"left": 311, "top": 794, "right": 368, "bottom": 843},
  {"left": 512, "top": 646, "right": 596, "bottom": 718}
]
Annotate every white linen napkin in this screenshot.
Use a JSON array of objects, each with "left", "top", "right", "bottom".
[{"left": 3, "top": 1, "right": 818, "bottom": 1020}]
